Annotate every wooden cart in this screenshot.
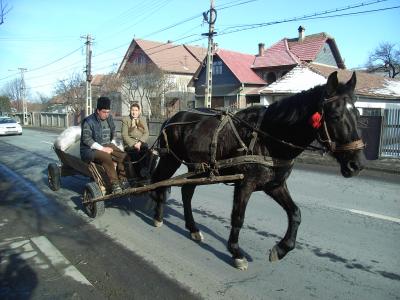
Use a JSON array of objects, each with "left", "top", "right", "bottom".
[{"left": 48, "top": 147, "right": 243, "bottom": 219}]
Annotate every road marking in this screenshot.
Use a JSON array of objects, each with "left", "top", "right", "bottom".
[
  {"left": 348, "top": 209, "right": 400, "bottom": 224},
  {"left": 41, "top": 141, "right": 53, "bottom": 145},
  {"left": 31, "top": 236, "right": 92, "bottom": 286}
]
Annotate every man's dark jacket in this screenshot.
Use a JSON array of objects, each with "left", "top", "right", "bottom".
[{"left": 80, "top": 113, "right": 116, "bottom": 163}]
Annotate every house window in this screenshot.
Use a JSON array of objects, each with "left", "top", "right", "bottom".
[
  {"left": 134, "top": 54, "right": 146, "bottom": 64},
  {"left": 213, "top": 61, "right": 223, "bottom": 75}
]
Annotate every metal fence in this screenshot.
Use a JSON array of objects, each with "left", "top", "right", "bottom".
[{"left": 380, "top": 108, "right": 400, "bottom": 158}]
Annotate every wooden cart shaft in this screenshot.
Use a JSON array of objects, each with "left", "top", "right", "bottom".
[{"left": 87, "top": 173, "right": 244, "bottom": 203}]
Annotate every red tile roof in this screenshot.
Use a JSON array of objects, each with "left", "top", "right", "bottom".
[
  {"left": 254, "top": 32, "right": 344, "bottom": 69},
  {"left": 216, "top": 49, "right": 266, "bottom": 84},
  {"left": 120, "top": 39, "right": 206, "bottom": 75},
  {"left": 287, "top": 33, "right": 328, "bottom": 61},
  {"left": 253, "top": 39, "right": 299, "bottom": 68}
]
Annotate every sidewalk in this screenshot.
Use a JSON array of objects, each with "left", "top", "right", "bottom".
[{"left": 296, "top": 150, "right": 400, "bottom": 175}]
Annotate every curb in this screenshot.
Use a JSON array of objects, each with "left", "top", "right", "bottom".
[{"left": 296, "top": 152, "right": 400, "bottom": 176}]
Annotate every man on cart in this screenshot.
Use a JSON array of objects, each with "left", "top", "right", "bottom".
[{"left": 80, "top": 96, "right": 130, "bottom": 194}]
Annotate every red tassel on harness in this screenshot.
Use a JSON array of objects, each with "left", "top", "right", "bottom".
[{"left": 309, "top": 112, "right": 322, "bottom": 129}]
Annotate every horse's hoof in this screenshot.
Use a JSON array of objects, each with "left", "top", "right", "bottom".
[
  {"left": 191, "top": 231, "right": 204, "bottom": 242},
  {"left": 269, "top": 246, "right": 280, "bottom": 262},
  {"left": 154, "top": 219, "right": 163, "bottom": 228},
  {"left": 233, "top": 257, "right": 248, "bottom": 270}
]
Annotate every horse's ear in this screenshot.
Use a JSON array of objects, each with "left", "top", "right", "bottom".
[
  {"left": 326, "top": 71, "right": 339, "bottom": 97},
  {"left": 346, "top": 72, "right": 357, "bottom": 92}
]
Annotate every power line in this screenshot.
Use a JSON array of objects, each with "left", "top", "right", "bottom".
[
  {"left": 0, "top": 46, "right": 83, "bottom": 82},
  {"left": 137, "top": 0, "right": 396, "bottom": 58},
  {"left": 27, "top": 46, "right": 83, "bottom": 73},
  {"left": 89, "top": 0, "right": 264, "bottom": 59},
  {"left": 217, "top": 1, "right": 397, "bottom": 36},
  {"left": 4, "top": 0, "right": 396, "bottom": 95}
]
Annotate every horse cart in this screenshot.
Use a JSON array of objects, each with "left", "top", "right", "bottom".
[
  {"left": 47, "top": 127, "right": 244, "bottom": 219},
  {"left": 48, "top": 72, "right": 366, "bottom": 270}
]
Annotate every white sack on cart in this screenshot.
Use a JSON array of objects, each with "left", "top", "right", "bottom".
[
  {"left": 54, "top": 125, "right": 124, "bottom": 153},
  {"left": 54, "top": 126, "right": 81, "bottom": 151}
]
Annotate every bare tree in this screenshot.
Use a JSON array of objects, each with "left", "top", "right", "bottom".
[
  {"left": 0, "top": 0, "right": 11, "bottom": 25},
  {"left": 120, "top": 63, "right": 176, "bottom": 118},
  {"left": 36, "top": 92, "right": 52, "bottom": 112},
  {"left": 54, "top": 72, "right": 86, "bottom": 120},
  {"left": 2, "top": 78, "right": 23, "bottom": 111},
  {"left": 0, "top": 95, "right": 11, "bottom": 113},
  {"left": 366, "top": 42, "right": 400, "bottom": 78},
  {"left": 92, "top": 72, "right": 121, "bottom": 97}
]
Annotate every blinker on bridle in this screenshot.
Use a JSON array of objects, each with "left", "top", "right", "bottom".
[{"left": 315, "top": 95, "right": 365, "bottom": 153}]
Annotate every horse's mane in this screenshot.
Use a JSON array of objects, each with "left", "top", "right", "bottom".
[{"left": 264, "top": 84, "right": 326, "bottom": 126}]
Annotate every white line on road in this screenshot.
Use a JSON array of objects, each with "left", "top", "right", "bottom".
[
  {"left": 347, "top": 209, "right": 400, "bottom": 224},
  {"left": 31, "top": 236, "right": 92, "bottom": 286},
  {"left": 41, "top": 141, "right": 54, "bottom": 145}
]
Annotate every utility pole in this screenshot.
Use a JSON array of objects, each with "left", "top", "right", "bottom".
[
  {"left": 18, "top": 67, "right": 28, "bottom": 125},
  {"left": 202, "top": 0, "right": 217, "bottom": 108},
  {"left": 81, "top": 34, "right": 93, "bottom": 117}
]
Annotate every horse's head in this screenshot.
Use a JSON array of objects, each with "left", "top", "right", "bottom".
[{"left": 316, "top": 71, "right": 366, "bottom": 177}]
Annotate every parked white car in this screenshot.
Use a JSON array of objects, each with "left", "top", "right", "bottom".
[{"left": 0, "top": 117, "right": 23, "bottom": 135}]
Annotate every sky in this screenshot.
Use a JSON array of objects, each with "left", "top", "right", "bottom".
[{"left": 0, "top": 0, "right": 399, "bottom": 101}]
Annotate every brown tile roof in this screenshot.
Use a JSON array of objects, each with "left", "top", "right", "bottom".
[
  {"left": 122, "top": 39, "right": 206, "bottom": 75},
  {"left": 308, "top": 63, "right": 400, "bottom": 98},
  {"left": 216, "top": 49, "right": 266, "bottom": 84}
]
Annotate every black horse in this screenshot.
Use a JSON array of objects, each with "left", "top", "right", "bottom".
[{"left": 151, "top": 71, "right": 366, "bottom": 270}]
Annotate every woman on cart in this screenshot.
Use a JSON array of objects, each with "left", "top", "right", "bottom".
[{"left": 121, "top": 103, "right": 152, "bottom": 181}]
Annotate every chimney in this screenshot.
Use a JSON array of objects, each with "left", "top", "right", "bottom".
[
  {"left": 213, "top": 42, "right": 219, "bottom": 52},
  {"left": 258, "top": 43, "right": 265, "bottom": 56},
  {"left": 298, "top": 26, "right": 305, "bottom": 41}
]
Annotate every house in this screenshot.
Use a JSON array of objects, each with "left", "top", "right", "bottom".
[
  {"left": 258, "top": 63, "right": 400, "bottom": 159},
  {"left": 190, "top": 47, "right": 266, "bottom": 109},
  {"left": 253, "top": 26, "right": 345, "bottom": 84},
  {"left": 258, "top": 63, "right": 400, "bottom": 113},
  {"left": 117, "top": 38, "right": 206, "bottom": 117},
  {"left": 191, "top": 26, "right": 345, "bottom": 109}
]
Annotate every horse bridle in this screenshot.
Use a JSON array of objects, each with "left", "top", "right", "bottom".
[{"left": 316, "top": 96, "right": 365, "bottom": 153}]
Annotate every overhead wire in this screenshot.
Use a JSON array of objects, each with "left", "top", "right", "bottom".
[
  {"left": 2, "top": 0, "right": 396, "bottom": 94},
  {"left": 217, "top": 5, "right": 399, "bottom": 36}
]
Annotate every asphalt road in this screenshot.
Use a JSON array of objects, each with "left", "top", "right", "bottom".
[{"left": 0, "top": 128, "right": 399, "bottom": 300}]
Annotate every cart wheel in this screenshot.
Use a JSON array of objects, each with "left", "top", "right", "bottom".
[
  {"left": 83, "top": 182, "right": 105, "bottom": 218},
  {"left": 48, "top": 163, "right": 61, "bottom": 191}
]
